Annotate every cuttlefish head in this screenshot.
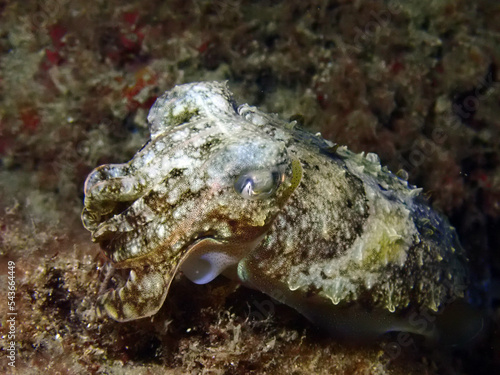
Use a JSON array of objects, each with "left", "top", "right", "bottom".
[{"left": 81, "top": 82, "right": 302, "bottom": 321}]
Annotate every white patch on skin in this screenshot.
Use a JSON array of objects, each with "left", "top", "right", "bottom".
[
  {"left": 167, "top": 188, "right": 180, "bottom": 205},
  {"left": 157, "top": 225, "right": 166, "bottom": 238},
  {"left": 171, "top": 128, "right": 190, "bottom": 142}
]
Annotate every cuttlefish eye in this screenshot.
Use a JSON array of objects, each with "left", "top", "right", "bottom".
[{"left": 234, "top": 169, "right": 284, "bottom": 200}]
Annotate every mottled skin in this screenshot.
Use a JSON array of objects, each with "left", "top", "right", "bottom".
[{"left": 82, "top": 82, "right": 473, "bottom": 340}]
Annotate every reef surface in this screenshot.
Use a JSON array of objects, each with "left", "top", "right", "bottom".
[{"left": 0, "top": 0, "right": 499, "bottom": 374}]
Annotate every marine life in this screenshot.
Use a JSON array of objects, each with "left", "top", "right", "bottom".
[{"left": 82, "top": 81, "right": 476, "bottom": 341}]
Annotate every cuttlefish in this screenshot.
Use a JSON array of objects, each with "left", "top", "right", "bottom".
[{"left": 82, "top": 82, "right": 482, "bottom": 343}]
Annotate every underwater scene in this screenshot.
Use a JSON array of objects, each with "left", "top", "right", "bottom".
[{"left": 0, "top": 1, "right": 499, "bottom": 374}]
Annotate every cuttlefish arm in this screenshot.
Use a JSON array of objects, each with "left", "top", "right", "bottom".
[{"left": 97, "top": 237, "right": 241, "bottom": 321}]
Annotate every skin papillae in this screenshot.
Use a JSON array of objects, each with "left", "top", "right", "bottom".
[{"left": 82, "top": 81, "right": 481, "bottom": 343}]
